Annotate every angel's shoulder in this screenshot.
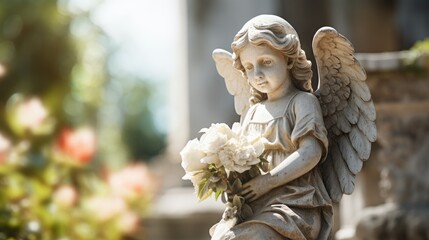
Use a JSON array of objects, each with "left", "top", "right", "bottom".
[
  {"left": 291, "top": 91, "right": 323, "bottom": 116},
  {"left": 292, "top": 91, "right": 320, "bottom": 106}
]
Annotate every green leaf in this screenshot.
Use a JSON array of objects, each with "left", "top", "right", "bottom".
[
  {"left": 197, "top": 178, "right": 208, "bottom": 199},
  {"left": 232, "top": 195, "right": 242, "bottom": 208},
  {"left": 259, "top": 156, "right": 267, "bottom": 162},
  {"left": 42, "top": 165, "right": 61, "bottom": 186},
  {"left": 31, "top": 182, "right": 50, "bottom": 203},
  {"left": 208, "top": 164, "right": 217, "bottom": 171},
  {"left": 216, "top": 179, "right": 227, "bottom": 191},
  {"left": 199, "top": 188, "right": 213, "bottom": 201},
  {"left": 231, "top": 178, "right": 242, "bottom": 194},
  {"left": 197, "top": 176, "right": 215, "bottom": 201},
  {"left": 214, "top": 189, "right": 223, "bottom": 201}
]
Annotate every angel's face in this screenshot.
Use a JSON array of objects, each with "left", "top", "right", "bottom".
[{"left": 240, "top": 43, "right": 291, "bottom": 98}]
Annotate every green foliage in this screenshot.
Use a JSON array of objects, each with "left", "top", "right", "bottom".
[
  {"left": 0, "top": 0, "right": 77, "bottom": 129},
  {"left": 120, "top": 79, "right": 166, "bottom": 160},
  {"left": 0, "top": 0, "right": 166, "bottom": 164},
  {"left": 0, "top": 95, "right": 156, "bottom": 239},
  {"left": 404, "top": 38, "right": 429, "bottom": 71},
  {"left": 194, "top": 163, "right": 228, "bottom": 201},
  {"left": 410, "top": 38, "right": 429, "bottom": 53},
  {"left": 0, "top": 1, "right": 162, "bottom": 238}
]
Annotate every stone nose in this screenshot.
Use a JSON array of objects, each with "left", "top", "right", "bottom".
[{"left": 254, "top": 66, "right": 264, "bottom": 80}]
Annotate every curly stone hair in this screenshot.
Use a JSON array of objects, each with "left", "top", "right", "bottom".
[{"left": 231, "top": 15, "right": 313, "bottom": 104}]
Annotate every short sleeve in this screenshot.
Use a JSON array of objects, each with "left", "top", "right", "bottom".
[{"left": 290, "top": 93, "right": 328, "bottom": 161}]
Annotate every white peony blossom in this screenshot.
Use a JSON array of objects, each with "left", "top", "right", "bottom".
[
  {"left": 187, "top": 170, "right": 206, "bottom": 193},
  {"left": 180, "top": 138, "right": 207, "bottom": 179},
  {"left": 180, "top": 122, "right": 266, "bottom": 201},
  {"left": 201, "top": 153, "right": 221, "bottom": 167},
  {"left": 218, "top": 134, "right": 265, "bottom": 173},
  {"left": 231, "top": 122, "right": 242, "bottom": 136},
  {"left": 199, "top": 123, "right": 233, "bottom": 154}
]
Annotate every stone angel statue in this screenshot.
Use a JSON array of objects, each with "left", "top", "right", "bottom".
[{"left": 210, "top": 15, "right": 376, "bottom": 240}]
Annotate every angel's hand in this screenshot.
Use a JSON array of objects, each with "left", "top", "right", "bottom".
[{"left": 240, "top": 174, "right": 271, "bottom": 202}]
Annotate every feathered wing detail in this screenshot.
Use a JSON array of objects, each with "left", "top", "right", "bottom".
[
  {"left": 312, "top": 27, "right": 377, "bottom": 203},
  {"left": 212, "top": 49, "right": 251, "bottom": 120}
]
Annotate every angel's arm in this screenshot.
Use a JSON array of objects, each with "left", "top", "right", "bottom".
[
  {"left": 242, "top": 135, "right": 323, "bottom": 201},
  {"left": 268, "top": 136, "right": 322, "bottom": 181}
]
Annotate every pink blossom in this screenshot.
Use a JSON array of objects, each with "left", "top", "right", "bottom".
[
  {"left": 0, "top": 133, "right": 11, "bottom": 163},
  {"left": 108, "top": 164, "right": 157, "bottom": 201},
  {"left": 86, "top": 195, "right": 127, "bottom": 221},
  {"left": 118, "top": 211, "right": 140, "bottom": 234},
  {"left": 15, "top": 97, "right": 48, "bottom": 132},
  {"left": 53, "top": 185, "right": 77, "bottom": 208},
  {"left": 57, "top": 127, "right": 96, "bottom": 164},
  {"left": 0, "top": 63, "right": 6, "bottom": 79}
]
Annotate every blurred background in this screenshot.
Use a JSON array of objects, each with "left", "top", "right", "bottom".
[{"left": 0, "top": 0, "right": 428, "bottom": 239}]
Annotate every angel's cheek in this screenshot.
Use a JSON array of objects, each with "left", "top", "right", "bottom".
[
  {"left": 248, "top": 78, "right": 266, "bottom": 92},
  {"left": 248, "top": 79, "right": 258, "bottom": 90}
]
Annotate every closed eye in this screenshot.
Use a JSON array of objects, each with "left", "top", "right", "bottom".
[
  {"left": 244, "top": 65, "right": 253, "bottom": 71},
  {"left": 263, "top": 59, "right": 272, "bottom": 65}
]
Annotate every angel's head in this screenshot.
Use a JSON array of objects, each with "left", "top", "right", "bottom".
[{"left": 231, "top": 14, "right": 313, "bottom": 104}]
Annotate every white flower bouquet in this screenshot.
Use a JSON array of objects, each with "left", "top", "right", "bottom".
[{"left": 180, "top": 122, "right": 266, "bottom": 221}]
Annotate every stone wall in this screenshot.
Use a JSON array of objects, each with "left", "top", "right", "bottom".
[{"left": 337, "top": 52, "right": 429, "bottom": 240}]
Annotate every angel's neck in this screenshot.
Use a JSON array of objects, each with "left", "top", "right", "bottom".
[{"left": 267, "top": 81, "right": 296, "bottom": 102}]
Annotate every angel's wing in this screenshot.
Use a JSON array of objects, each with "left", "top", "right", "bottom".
[
  {"left": 313, "top": 27, "right": 377, "bottom": 202},
  {"left": 212, "top": 49, "right": 251, "bottom": 120}
]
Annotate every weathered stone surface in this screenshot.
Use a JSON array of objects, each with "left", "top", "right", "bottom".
[{"left": 356, "top": 204, "right": 429, "bottom": 240}]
